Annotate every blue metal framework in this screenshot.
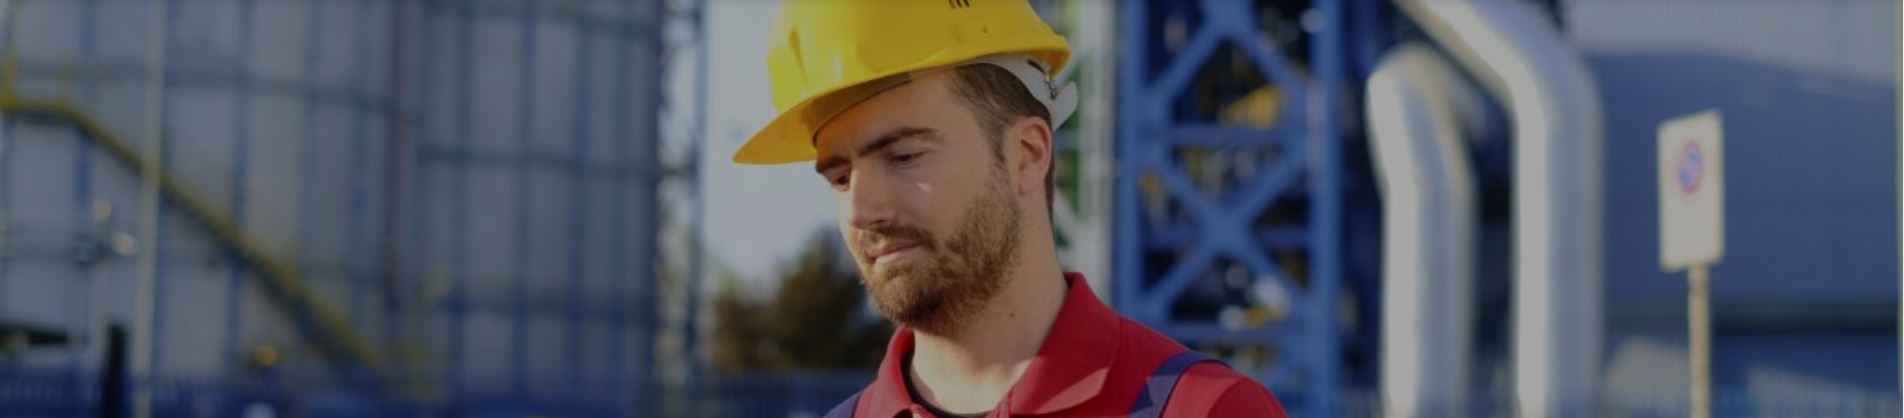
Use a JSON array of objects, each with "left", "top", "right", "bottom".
[
  {"left": 508, "top": 0, "right": 537, "bottom": 395},
  {"left": 446, "top": 0, "right": 475, "bottom": 397},
  {"left": 348, "top": 0, "right": 376, "bottom": 339},
  {"left": 1113, "top": 0, "right": 1345, "bottom": 416},
  {"left": 151, "top": 0, "right": 180, "bottom": 383},
  {"left": 223, "top": 0, "right": 256, "bottom": 374},
  {"left": 73, "top": 0, "right": 101, "bottom": 384}
]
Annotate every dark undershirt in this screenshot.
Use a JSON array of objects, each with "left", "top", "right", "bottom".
[
  {"left": 903, "top": 278, "right": 1068, "bottom": 417},
  {"left": 903, "top": 351, "right": 991, "bottom": 418}
]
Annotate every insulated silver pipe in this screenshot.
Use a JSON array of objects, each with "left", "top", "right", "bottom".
[
  {"left": 1390, "top": 0, "right": 1606, "bottom": 416},
  {"left": 1368, "top": 42, "right": 1482, "bottom": 418}
]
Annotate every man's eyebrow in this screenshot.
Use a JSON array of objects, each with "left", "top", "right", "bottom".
[{"left": 814, "top": 127, "right": 940, "bottom": 175}]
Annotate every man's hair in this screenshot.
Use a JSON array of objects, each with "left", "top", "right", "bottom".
[{"left": 946, "top": 64, "right": 1058, "bottom": 217}]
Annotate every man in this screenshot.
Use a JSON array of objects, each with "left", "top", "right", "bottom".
[{"left": 733, "top": 1, "right": 1288, "bottom": 417}]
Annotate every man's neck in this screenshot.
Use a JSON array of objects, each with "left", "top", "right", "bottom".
[{"left": 905, "top": 254, "right": 1067, "bottom": 414}]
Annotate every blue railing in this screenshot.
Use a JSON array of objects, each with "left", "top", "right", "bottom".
[
  {"left": 10, "top": 365, "right": 1897, "bottom": 418},
  {"left": 0, "top": 367, "right": 870, "bottom": 418}
]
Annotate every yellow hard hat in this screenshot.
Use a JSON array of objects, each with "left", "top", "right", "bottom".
[{"left": 732, "top": 0, "right": 1073, "bottom": 164}]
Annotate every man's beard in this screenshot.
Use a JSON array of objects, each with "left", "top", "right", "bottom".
[{"left": 855, "top": 174, "right": 1022, "bottom": 336}]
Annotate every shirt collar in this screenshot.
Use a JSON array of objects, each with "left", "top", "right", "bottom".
[{"left": 862, "top": 272, "right": 1121, "bottom": 417}]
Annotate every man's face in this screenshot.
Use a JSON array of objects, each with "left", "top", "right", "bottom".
[{"left": 813, "top": 71, "right": 1022, "bottom": 335}]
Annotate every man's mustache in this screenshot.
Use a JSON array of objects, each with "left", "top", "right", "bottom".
[{"left": 859, "top": 225, "right": 935, "bottom": 258}]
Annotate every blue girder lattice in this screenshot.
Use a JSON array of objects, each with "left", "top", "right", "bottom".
[{"left": 1113, "top": 0, "right": 1344, "bottom": 416}]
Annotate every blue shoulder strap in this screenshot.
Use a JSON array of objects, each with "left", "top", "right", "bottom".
[
  {"left": 823, "top": 390, "right": 863, "bottom": 418},
  {"left": 1127, "top": 350, "right": 1219, "bottom": 418}
]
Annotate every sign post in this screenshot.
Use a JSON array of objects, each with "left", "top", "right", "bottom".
[
  {"left": 1658, "top": 110, "right": 1724, "bottom": 418},
  {"left": 1686, "top": 263, "right": 1710, "bottom": 418}
]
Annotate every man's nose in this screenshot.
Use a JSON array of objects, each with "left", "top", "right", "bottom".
[{"left": 845, "top": 169, "right": 896, "bottom": 231}]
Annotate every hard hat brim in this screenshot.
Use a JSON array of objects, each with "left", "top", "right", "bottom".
[{"left": 732, "top": 39, "right": 1070, "bottom": 165}]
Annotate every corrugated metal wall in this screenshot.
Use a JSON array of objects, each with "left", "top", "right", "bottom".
[{"left": 0, "top": 0, "right": 663, "bottom": 413}]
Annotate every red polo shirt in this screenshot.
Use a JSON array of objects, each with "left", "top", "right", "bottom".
[{"left": 846, "top": 273, "right": 1287, "bottom": 417}]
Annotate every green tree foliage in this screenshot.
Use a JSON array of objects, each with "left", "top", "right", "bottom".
[{"left": 710, "top": 230, "right": 892, "bottom": 372}]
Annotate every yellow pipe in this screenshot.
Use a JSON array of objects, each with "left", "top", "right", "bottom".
[{"left": 0, "top": 89, "right": 382, "bottom": 371}]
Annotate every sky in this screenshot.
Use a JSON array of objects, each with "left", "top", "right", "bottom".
[{"left": 697, "top": 1, "right": 839, "bottom": 290}]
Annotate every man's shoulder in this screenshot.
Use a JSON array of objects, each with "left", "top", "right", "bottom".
[
  {"left": 1168, "top": 364, "right": 1286, "bottom": 417},
  {"left": 1109, "top": 314, "right": 1193, "bottom": 357},
  {"left": 1109, "top": 314, "right": 1287, "bottom": 417},
  {"left": 826, "top": 387, "right": 866, "bottom": 418}
]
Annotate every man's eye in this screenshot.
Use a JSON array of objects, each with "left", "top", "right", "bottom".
[
  {"left": 891, "top": 152, "right": 920, "bottom": 165},
  {"left": 828, "top": 173, "right": 849, "bottom": 188}
]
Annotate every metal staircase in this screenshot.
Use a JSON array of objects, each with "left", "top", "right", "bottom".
[{"left": 0, "top": 64, "right": 381, "bottom": 372}]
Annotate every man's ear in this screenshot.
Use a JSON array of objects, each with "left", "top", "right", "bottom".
[{"left": 1008, "top": 116, "right": 1054, "bottom": 198}]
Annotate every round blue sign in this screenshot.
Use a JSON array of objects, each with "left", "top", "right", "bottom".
[{"left": 1676, "top": 141, "right": 1704, "bottom": 194}]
